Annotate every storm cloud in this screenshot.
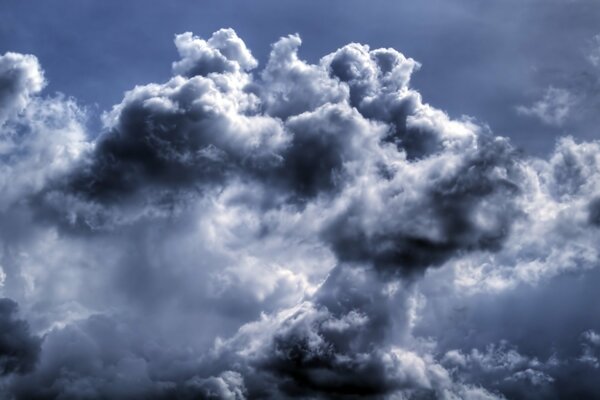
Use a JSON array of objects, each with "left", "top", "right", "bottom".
[{"left": 1, "top": 27, "right": 600, "bottom": 400}]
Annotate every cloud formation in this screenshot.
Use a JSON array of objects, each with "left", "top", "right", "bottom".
[{"left": 1, "top": 29, "right": 600, "bottom": 399}]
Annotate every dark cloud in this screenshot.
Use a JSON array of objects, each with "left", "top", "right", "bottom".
[
  {"left": 0, "top": 298, "right": 41, "bottom": 376},
  {"left": 212, "top": 264, "right": 503, "bottom": 399},
  {"left": 272, "top": 103, "right": 384, "bottom": 199},
  {"left": 7, "top": 314, "right": 248, "bottom": 400},
  {"left": 255, "top": 267, "right": 399, "bottom": 397},
  {"left": 323, "top": 134, "right": 521, "bottom": 276},
  {"left": 589, "top": 197, "right": 600, "bottom": 226},
  {"left": 210, "top": 267, "right": 424, "bottom": 398},
  {"left": 63, "top": 75, "right": 285, "bottom": 204}
]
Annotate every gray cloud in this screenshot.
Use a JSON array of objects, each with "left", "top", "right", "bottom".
[
  {"left": 589, "top": 197, "right": 600, "bottom": 226},
  {"left": 0, "top": 298, "right": 41, "bottom": 377},
  {"left": 1, "top": 28, "right": 600, "bottom": 400},
  {"left": 516, "top": 86, "right": 577, "bottom": 126},
  {"left": 323, "top": 134, "right": 521, "bottom": 276}
]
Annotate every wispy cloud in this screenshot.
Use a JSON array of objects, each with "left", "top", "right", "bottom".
[{"left": 517, "top": 86, "right": 577, "bottom": 126}]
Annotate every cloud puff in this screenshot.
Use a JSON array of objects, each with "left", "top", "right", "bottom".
[
  {"left": 0, "top": 52, "right": 87, "bottom": 212},
  {"left": 173, "top": 28, "right": 258, "bottom": 77},
  {"left": 258, "top": 34, "right": 348, "bottom": 119},
  {"left": 0, "top": 52, "right": 45, "bottom": 125},
  {"left": 2, "top": 28, "right": 600, "bottom": 400}
]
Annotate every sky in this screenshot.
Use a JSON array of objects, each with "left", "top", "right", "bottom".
[
  {"left": 1, "top": 1, "right": 600, "bottom": 399},
  {"left": 2, "top": 0, "right": 600, "bottom": 153}
]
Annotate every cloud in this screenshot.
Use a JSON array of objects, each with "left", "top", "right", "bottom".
[
  {"left": 0, "top": 52, "right": 45, "bottom": 126},
  {"left": 322, "top": 133, "right": 521, "bottom": 276},
  {"left": 0, "top": 52, "right": 87, "bottom": 211},
  {"left": 0, "top": 298, "right": 41, "bottom": 377},
  {"left": 1, "top": 28, "right": 600, "bottom": 400},
  {"left": 588, "top": 196, "right": 600, "bottom": 226},
  {"left": 258, "top": 34, "right": 348, "bottom": 119},
  {"left": 587, "top": 33, "right": 600, "bottom": 67},
  {"left": 173, "top": 28, "right": 258, "bottom": 77},
  {"left": 517, "top": 86, "right": 577, "bottom": 126},
  {"left": 210, "top": 265, "right": 504, "bottom": 399}
]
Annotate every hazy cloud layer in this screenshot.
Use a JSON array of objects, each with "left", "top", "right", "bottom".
[{"left": 0, "top": 29, "right": 600, "bottom": 399}]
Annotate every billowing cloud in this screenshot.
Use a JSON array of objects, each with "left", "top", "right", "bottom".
[
  {"left": 173, "top": 28, "right": 258, "bottom": 78},
  {"left": 0, "top": 52, "right": 87, "bottom": 211},
  {"left": 1, "top": 29, "right": 600, "bottom": 400},
  {"left": 0, "top": 53, "right": 45, "bottom": 125}
]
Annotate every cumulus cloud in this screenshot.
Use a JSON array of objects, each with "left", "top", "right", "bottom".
[
  {"left": 1, "top": 28, "right": 600, "bottom": 400},
  {"left": 0, "top": 52, "right": 87, "bottom": 211},
  {"left": 173, "top": 28, "right": 258, "bottom": 77},
  {"left": 0, "top": 52, "right": 45, "bottom": 125},
  {"left": 258, "top": 34, "right": 348, "bottom": 119}
]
